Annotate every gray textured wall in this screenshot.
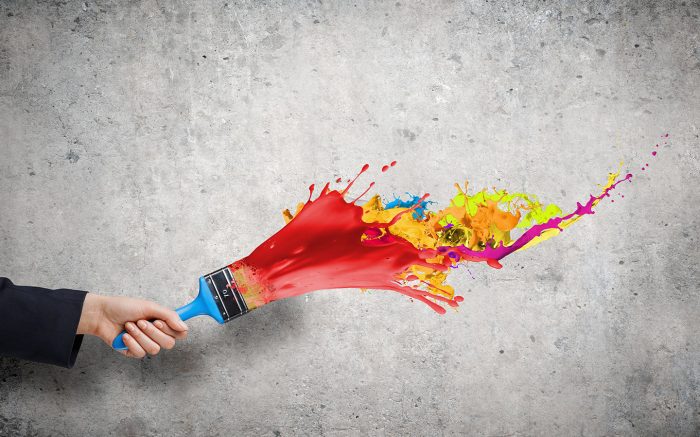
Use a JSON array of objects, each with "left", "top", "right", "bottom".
[{"left": 1, "top": 1, "right": 699, "bottom": 436}]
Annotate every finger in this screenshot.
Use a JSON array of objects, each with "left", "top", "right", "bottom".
[
  {"left": 121, "top": 333, "right": 146, "bottom": 358},
  {"left": 125, "top": 321, "right": 161, "bottom": 356},
  {"left": 153, "top": 320, "right": 188, "bottom": 340},
  {"left": 144, "top": 303, "right": 188, "bottom": 333},
  {"left": 137, "top": 320, "right": 176, "bottom": 350},
  {"left": 118, "top": 349, "right": 136, "bottom": 358}
]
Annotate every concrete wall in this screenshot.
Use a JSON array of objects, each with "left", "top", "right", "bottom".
[{"left": 1, "top": 1, "right": 698, "bottom": 435}]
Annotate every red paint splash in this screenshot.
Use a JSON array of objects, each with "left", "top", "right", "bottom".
[{"left": 229, "top": 167, "right": 461, "bottom": 314}]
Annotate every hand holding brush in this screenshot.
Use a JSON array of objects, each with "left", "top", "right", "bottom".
[{"left": 79, "top": 293, "right": 189, "bottom": 358}]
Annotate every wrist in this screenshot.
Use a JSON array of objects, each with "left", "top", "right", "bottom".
[{"left": 77, "top": 293, "right": 105, "bottom": 337}]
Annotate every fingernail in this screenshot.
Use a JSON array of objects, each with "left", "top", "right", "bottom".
[
  {"left": 123, "top": 334, "right": 131, "bottom": 341},
  {"left": 126, "top": 322, "right": 135, "bottom": 331},
  {"left": 137, "top": 320, "right": 148, "bottom": 330},
  {"left": 154, "top": 320, "right": 163, "bottom": 329},
  {"left": 178, "top": 321, "right": 188, "bottom": 330}
]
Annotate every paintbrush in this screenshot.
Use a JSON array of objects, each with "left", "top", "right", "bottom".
[{"left": 111, "top": 265, "right": 252, "bottom": 351}]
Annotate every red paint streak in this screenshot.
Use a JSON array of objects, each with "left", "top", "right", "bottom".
[
  {"left": 229, "top": 168, "right": 459, "bottom": 314},
  {"left": 336, "top": 177, "right": 342, "bottom": 183},
  {"left": 341, "top": 164, "right": 369, "bottom": 196},
  {"left": 351, "top": 182, "right": 375, "bottom": 204}
]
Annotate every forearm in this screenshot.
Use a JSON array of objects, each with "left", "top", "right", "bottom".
[
  {"left": 76, "top": 293, "right": 105, "bottom": 337},
  {"left": 0, "top": 277, "right": 88, "bottom": 368}
]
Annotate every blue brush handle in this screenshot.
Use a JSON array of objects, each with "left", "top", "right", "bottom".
[{"left": 112, "top": 277, "right": 224, "bottom": 351}]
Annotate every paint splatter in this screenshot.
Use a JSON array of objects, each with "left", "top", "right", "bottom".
[
  {"left": 381, "top": 161, "right": 397, "bottom": 172},
  {"left": 226, "top": 140, "right": 664, "bottom": 314}
]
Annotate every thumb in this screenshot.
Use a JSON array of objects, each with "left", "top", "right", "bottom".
[{"left": 144, "top": 302, "right": 188, "bottom": 332}]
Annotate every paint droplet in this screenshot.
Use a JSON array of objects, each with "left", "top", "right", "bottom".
[{"left": 382, "top": 161, "right": 398, "bottom": 172}]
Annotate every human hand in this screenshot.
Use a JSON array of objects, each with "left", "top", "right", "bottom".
[{"left": 77, "top": 293, "right": 188, "bottom": 358}]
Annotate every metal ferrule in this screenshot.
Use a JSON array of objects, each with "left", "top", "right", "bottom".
[{"left": 203, "top": 266, "right": 249, "bottom": 322}]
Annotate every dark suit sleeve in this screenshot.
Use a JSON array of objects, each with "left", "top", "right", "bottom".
[{"left": 0, "top": 277, "right": 88, "bottom": 368}]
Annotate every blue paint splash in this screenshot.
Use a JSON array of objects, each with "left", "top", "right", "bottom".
[{"left": 384, "top": 193, "right": 433, "bottom": 219}]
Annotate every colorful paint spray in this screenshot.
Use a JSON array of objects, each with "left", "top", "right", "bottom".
[{"left": 224, "top": 140, "right": 664, "bottom": 314}]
